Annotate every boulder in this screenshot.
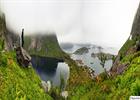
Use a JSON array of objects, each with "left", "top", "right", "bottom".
[
  {"left": 15, "top": 46, "right": 32, "bottom": 68},
  {"left": 47, "top": 81, "right": 51, "bottom": 92},
  {"left": 41, "top": 80, "right": 51, "bottom": 92}
]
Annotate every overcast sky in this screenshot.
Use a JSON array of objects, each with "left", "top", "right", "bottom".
[{"left": 0, "top": 0, "right": 140, "bottom": 49}]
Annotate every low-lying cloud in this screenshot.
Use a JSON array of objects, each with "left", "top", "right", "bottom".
[{"left": 0, "top": 0, "right": 139, "bottom": 49}]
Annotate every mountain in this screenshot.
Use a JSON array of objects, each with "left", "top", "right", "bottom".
[
  {"left": 110, "top": 3, "right": 140, "bottom": 76},
  {"left": 1, "top": 3, "right": 140, "bottom": 99},
  {"left": 73, "top": 47, "right": 89, "bottom": 55},
  {"left": 0, "top": 10, "right": 92, "bottom": 99},
  {"left": 0, "top": 11, "right": 53, "bottom": 99},
  {"left": 67, "top": 3, "right": 140, "bottom": 99},
  {"left": 24, "top": 34, "right": 64, "bottom": 58}
]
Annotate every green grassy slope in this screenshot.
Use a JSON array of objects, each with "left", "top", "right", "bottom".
[
  {"left": 0, "top": 11, "right": 53, "bottom": 100},
  {"left": 0, "top": 44, "right": 52, "bottom": 100},
  {"left": 67, "top": 51, "right": 140, "bottom": 100},
  {"left": 67, "top": 4, "right": 140, "bottom": 99},
  {"left": 24, "top": 34, "right": 64, "bottom": 58}
]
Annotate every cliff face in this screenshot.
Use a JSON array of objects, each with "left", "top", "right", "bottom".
[
  {"left": 0, "top": 12, "right": 6, "bottom": 49},
  {"left": 110, "top": 3, "right": 140, "bottom": 76},
  {"left": 0, "top": 11, "right": 53, "bottom": 99},
  {"left": 24, "top": 34, "right": 64, "bottom": 58},
  {"left": 0, "top": 12, "right": 18, "bottom": 51},
  {"left": 0, "top": 14, "right": 63, "bottom": 58},
  {"left": 131, "top": 3, "right": 140, "bottom": 37}
]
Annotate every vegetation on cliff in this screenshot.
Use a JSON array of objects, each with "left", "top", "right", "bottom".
[
  {"left": 65, "top": 48, "right": 140, "bottom": 99},
  {"left": 66, "top": 3, "right": 140, "bottom": 99},
  {"left": 24, "top": 34, "right": 64, "bottom": 58},
  {"left": 0, "top": 11, "right": 53, "bottom": 100},
  {"left": 1, "top": 3, "right": 140, "bottom": 100},
  {"left": 0, "top": 43, "right": 53, "bottom": 100}
]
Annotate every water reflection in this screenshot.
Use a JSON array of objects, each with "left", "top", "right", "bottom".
[{"left": 31, "top": 55, "right": 69, "bottom": 86}]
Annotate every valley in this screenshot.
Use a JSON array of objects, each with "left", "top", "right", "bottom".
[{"left": 0, "top": 1, "right": 140, "bottom": 100}]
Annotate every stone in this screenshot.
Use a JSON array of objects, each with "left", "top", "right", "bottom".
[
  {"left": 41, "top": 81, "right": 48, "bottom": 93},
  {"left": 15, "top": 46, "right": 31, "bottom": 68},
  {"left": 61, "top": 91, "right": 68, "bottom": 99},
  {"left": 47, "top": 81, "right": 51, "bottom": 92},
  {"left": 41, "top": 80, "right": 51, "bottom": 92}
]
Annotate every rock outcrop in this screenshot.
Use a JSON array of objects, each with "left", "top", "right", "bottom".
[
  {"left": 131, "top": 3, "right": 140, "bottom": 38},
  {"left": 0, "top": 12, "right": 18, "bottom": 51},
  {"left": 15, "top": 46, "right": 32, "bottom": 68},
  {"left": 74, "top": 47, "right": 89, "bottom": 55},
  {"left": 41, "top": 80, "right": 51, "bottom": 92},
  {"left": 110, "top": 3, "right": 140, "bottom": 76}
]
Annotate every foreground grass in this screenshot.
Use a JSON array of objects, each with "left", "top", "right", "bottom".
[
  {"left": 67, "top": 51, "right": 140, "bottom": 100},
  {"left": 0, "top": 51, "right": 52, "bottom": 100}
]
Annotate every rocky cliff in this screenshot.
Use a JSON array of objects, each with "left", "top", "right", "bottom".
[
  {"left": 0, "top": 11, "right": 53, "bottom": 99},
  {"left": 110, "top": 3, "right": 140, "bottom": 76},
  {"left": 24, "top": 34, "right": 64, "bottom": 58},
  {"left": 131, "top": 3, "right": 140, "bottom": 38},
  {"left": 0, "top": 12, "right": 18, "bottom": 51}
]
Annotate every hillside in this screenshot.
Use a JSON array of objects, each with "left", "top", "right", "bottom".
[
  {"left": 66, "top": 3, "right": 140, "bottom": 100},
  {"left": 0, "top": 50, "right": 52, "bottom": 99},
  {"left": 1, "top": 2, "right": 140, "bottom": 99},
  {"left": 0, "top": 12, "right": 53, "bottom": 99},
  {"left": 24, "top": 34, "right": 64, "bottom": 58},
  {"left": 0, "top": 10, "right": 93, "bottom": 99}
]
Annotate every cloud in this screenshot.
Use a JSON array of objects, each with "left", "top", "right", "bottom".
[{"left": 0, "top": 0, "right": 139, "bottom": 49}]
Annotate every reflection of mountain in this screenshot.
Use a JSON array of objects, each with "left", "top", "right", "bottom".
[
  {"left": 31, "top": 55, "right": 69, "bottom": 86},
  {"left": 31, "top": 55, "right": 64, "bottom": 71}
]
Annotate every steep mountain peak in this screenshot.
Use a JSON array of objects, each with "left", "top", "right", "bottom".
[
  {"left": 110, "top": 3, "right": 140, "bottom": 76},
  {"left": 131, "top": 3, "right": 140, "bottom": 38}
]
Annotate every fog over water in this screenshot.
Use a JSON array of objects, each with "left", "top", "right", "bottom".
[{"left": 0, "top": 0, "right": 139, "bottom": 50}]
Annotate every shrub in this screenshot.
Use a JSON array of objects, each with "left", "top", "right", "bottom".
[{"left": 131, "top": 79, "right": 140, "bottom": 96}]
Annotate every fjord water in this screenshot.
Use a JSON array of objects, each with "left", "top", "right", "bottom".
[
  {"left": 31, "top": 55, "right": 69, "bottom": 86},
  {"left": 61, "top": 43, "right": 117, "bottom": 75}
]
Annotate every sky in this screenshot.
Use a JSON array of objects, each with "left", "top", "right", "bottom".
[{"left": 0, "top": 0, "right": 140, "bottom": 49}]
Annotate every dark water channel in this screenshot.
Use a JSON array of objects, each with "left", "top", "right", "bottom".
[{"left": 31, "top": 55, "right": 69, "bottom": 86}]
